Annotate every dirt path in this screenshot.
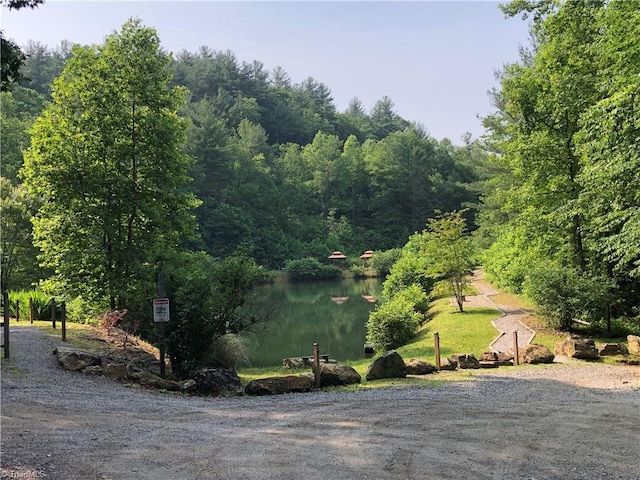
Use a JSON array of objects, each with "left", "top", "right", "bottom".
[
  {"left": 2, "top": 324, "right": 640, "bottom": 479},
  {"left": 458, "top": 271, "right": 536, "bottom": 353}
]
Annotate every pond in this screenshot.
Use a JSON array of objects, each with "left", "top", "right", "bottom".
[{"left": 243, "top": 277, "right": 382, "bottom": 367}]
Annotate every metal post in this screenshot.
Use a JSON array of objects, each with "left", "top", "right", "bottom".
[
  {"left": 313, "top": 342, "right": 321, "bottom": 388},
  {"left": 61, "top": 301, "right": 67, "bottom": 342},
  {"left": 158, "top": 272, "right": 166, "bottom": 378},
  {"left": 51, "top": 297, "right": 56, "bottom": 329},
  {"left": 3, "top": 291, "right": 9, "bottom": 359},
  {"left": 434, "top": 332, "right": 441, "bottom": 372},
  {"left": 513, "top": 331, "right": 520, "bottom": 366}
]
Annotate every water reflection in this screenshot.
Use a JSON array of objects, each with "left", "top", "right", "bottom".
[{"left": 243, "top": 278, "right": 382, "bottom": 367}]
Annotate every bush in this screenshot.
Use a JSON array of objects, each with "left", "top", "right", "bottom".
[
  {"left": 8, "top": 289, "right": 51, "bottom": 320},
  {"left": 285, "top": 257, "right": 342, "bottom": 282},
  {"left": 523, "top": 265, "right": 612, "bottom": 331},
  {"left": 369, "top": 248, "right": 401, "bottom": 276},
  {"left": 366, "top": 296, "right": 421, "bottom": 351}
]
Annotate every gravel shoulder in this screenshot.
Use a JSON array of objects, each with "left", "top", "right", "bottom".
[{"left": 2, "top": 325, "right": 640, "bottom": 480}]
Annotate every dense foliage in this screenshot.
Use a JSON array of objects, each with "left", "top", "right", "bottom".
[{"left": 479, "top": 0, "right": 640, "bottom": 333}]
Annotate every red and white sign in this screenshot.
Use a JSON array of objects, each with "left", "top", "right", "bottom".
[{"left": 153, "top": 298, "right": 170, "bottom": 323}]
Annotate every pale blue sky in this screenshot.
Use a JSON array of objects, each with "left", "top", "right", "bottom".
[{"left": 1, "top": 1, "right": 532, "bottom": 143}]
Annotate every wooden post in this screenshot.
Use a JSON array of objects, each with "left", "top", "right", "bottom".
[
  {"left": 513, "top": 331, "right": 520, "bottom": 366},
  {"left": 3, "top": 291, "right": 9, "bottom": 359},
  {"left": 61, "top": 301, "right": 67, "bottom": 342},
  {"left": 434, "top": 332, "right": 441, "bottom": 372},
  {"left": 313, "top": 342, "right": 321, "bottom": 389},
  {"left": 51, "top": 297, "right": 56, "bottom": 329},
  {"left": 29, "top": 297, "right": 34, "bottom": 324},
  {"left": 15, "top": 300, "right": 19, "bottom": 322}
]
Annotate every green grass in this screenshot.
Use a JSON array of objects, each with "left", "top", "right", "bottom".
[
  {"left": 396, "top": 297, "right": 502, "bottom": 364},
  {"left": 237, "top": 297, "right": 503, "bottom": 385}
]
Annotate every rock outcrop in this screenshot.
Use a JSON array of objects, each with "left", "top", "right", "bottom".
[
  {"left": 54, "top": 347, "right": 102, "bottom": 372},
  {"left": 192, "top": 367, "right": 244, "bottom": 396},
  {"left": 245, "top": 375, "right": 314, "bottom": 395},
  {"left": 319, "top": 364, "right": 361, "bottom": 387},
  {"left": 451, "top": 353, "right": 481, "bottom": 369},
  {"left": 522, "top": 344, "right": 555, "bottom": 364},
  {"left": 555, "top": 336, "right": 599, "bottom": 360},
  {"left": 405, "top": 358, "right": 437, "bottom": 375},
  {"left": 365, "top": 350, "right": 406, "bottom": 381}
]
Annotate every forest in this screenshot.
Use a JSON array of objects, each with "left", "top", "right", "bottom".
[{"left": 1, "top": 0, "right": 639, "bottom": 372}]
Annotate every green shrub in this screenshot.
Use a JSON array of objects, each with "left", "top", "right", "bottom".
[
  {"left": 523, "top": 265, "right": 612, "bottom": 331},
  {"left": 8, "top": 289, "right": 51, "bottom": 320},
  {"left": 369, "top": 248, "right": 401, "bottom": 276},
  {"left": 285, "top": 257, "right": 342, "bottom": 282},
  {"left": 366, "top": 296, "right": 421, "bottom": 351}
]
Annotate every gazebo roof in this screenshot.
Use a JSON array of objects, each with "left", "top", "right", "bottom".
[
  {"left": 328, "top": 251, "right": 347, "bottom": 259},
  {"left": 359, "top": 250, "right": 374, "bottom": 259}
]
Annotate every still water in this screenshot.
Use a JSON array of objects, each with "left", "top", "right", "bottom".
[{"left": 243, "top": 278, "right": 382, "bottom": 367}]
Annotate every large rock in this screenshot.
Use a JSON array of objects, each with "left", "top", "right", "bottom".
[
  {"left": 405, "top": 358, "right": 437, "bottom": 375},
  {"left": 245, "top": 375, "right": 314, "bottom": 395},
  {"left": 126, "top": 362, "right": 180, "bottom": 391},
  {"left": 522, "top": 344, "right": 555, "bottom": 364},
  {"left": 319, "top": 364, "right": 361, "bottom": 387},
  {"left": 555, "top": 336, "right": 599, "bottom": 360},
  {"left": 192, "top": 367, "right": 244, "bottom": 396},
  {"left": 451, "top": 353, "right": 481, "bottom": 369},
  {"left": 628, "top": 335, "right": 640, "bottom": 355},
  {"left": 598, "top": 343, "right": 629, "bottom": 356},
  {"left": 103, "top": 363, "right": 126, "bottom": 380},
  {"left": 282, "top": 357, "right": 306, "bottom": 369},
  {"left": 439, "top": 357, "right": 458, "bottom": 371},
  {"left": 365, "top": 350, "right": 406, "bottom": 381},
  {"left": 54, "top": 346, "right": 102, "bottom": 372}
]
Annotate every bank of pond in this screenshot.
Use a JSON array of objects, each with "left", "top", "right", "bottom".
[{"left": 243, "top": 277, "right": 382, "bottom": 368}]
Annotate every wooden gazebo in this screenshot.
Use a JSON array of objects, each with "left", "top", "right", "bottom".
[{"left": 328, "top": 251, "right": 347, "bottom": 268}]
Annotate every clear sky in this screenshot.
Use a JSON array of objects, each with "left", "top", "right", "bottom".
[{"left": 1, "top": 0, "right": 532, "bottom": 143}]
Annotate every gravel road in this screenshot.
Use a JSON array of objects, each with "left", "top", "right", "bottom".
[{"left": 2, "top": 325, "right": 639, "bottom": 480}]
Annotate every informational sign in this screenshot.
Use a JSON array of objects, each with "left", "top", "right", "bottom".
[{"left": 153, "top": 298, "right": 170, "bottom": 323}]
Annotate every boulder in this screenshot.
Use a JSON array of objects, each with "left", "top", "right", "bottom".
[
  {"left": 179, "top": 379, "right": 198, "bottom": 393},
  {"left": 439, "top": 357, "right": 458, "bottom": 371},
  {"left": 319, "top": 364, "right": 361, "bottom": 387},
  {"left": 54, "top": 346, "right": 102, "bottom": 372},
  {"left": 245, "top": 375, "right": 314, "bottom": 395},
  {"left": 192, "top": 367, "right": 244, "bottom": 396},
  {"left": 405, "top": 358, "right": 437, "bottom": 375},
  {"left": 126, "top": 362, "right": 180, "bottom": 391},
  {"left": 83, "top": 365, "right": 103, "bottom": 375},
  {"left": 628, "top": 335, "right": 640, "bottom": 355},
  {"left": 598, "top": 343, "right": 629, "bottom": 357},
  {"left": 522, "top": 344, "right": 555, "bottom": 364},
  {"left": 282, "top": 357, "right": 306, "bottom": 369},
  {"left": 103, "top": 363, "right": 126, "bottom": 380},
  {"left": 479, "top": 361, "right": 500, "bottom": 369},
  {"left": 365, "top": 350, "right": 406, "bottom": 381},
  {"left": 479, "top": 351, "right": 498, "bottom": 362},
  {"left": 555, "top": 336, "right": 599, "bottom": 360},
  {"left": 451, "top": 353, "right": 481, "bottom": 369}
]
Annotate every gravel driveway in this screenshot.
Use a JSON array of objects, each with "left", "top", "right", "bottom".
[{"left": 2, "top": 325, "right": 639, "bottom": 480}]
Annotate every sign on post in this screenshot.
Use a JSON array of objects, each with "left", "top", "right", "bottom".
[{"left": 153, "top": 298, "right": 170, "bottom": 323}]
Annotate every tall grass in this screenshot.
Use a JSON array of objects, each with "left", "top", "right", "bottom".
[{"left": 8, "top": 289, "right": 52, "bottom": 321}]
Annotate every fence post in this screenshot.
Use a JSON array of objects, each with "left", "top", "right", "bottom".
[
  {"left": 15, "top": 300, "right": 19, "bottom": 322},
  {"left": 3, "top": 291, "right": 9, "bottom": 359},
  {"left": 434, "top": 332, "right": 441, "bottom": 372},
  {"left": 513, "top": 331, "right": 520, "bottom": 366},
  {"left": 61, "top": 301, "right": 67, "bottom": 342},
  {"left": 51, "top": 297, "right": 56, "bottom": 329},
  {"left": 313, "top": 342, "right": 321, "bottom": 389},
  {"left": 29, "top": 297, "right": 34, "bottom": 324}
]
